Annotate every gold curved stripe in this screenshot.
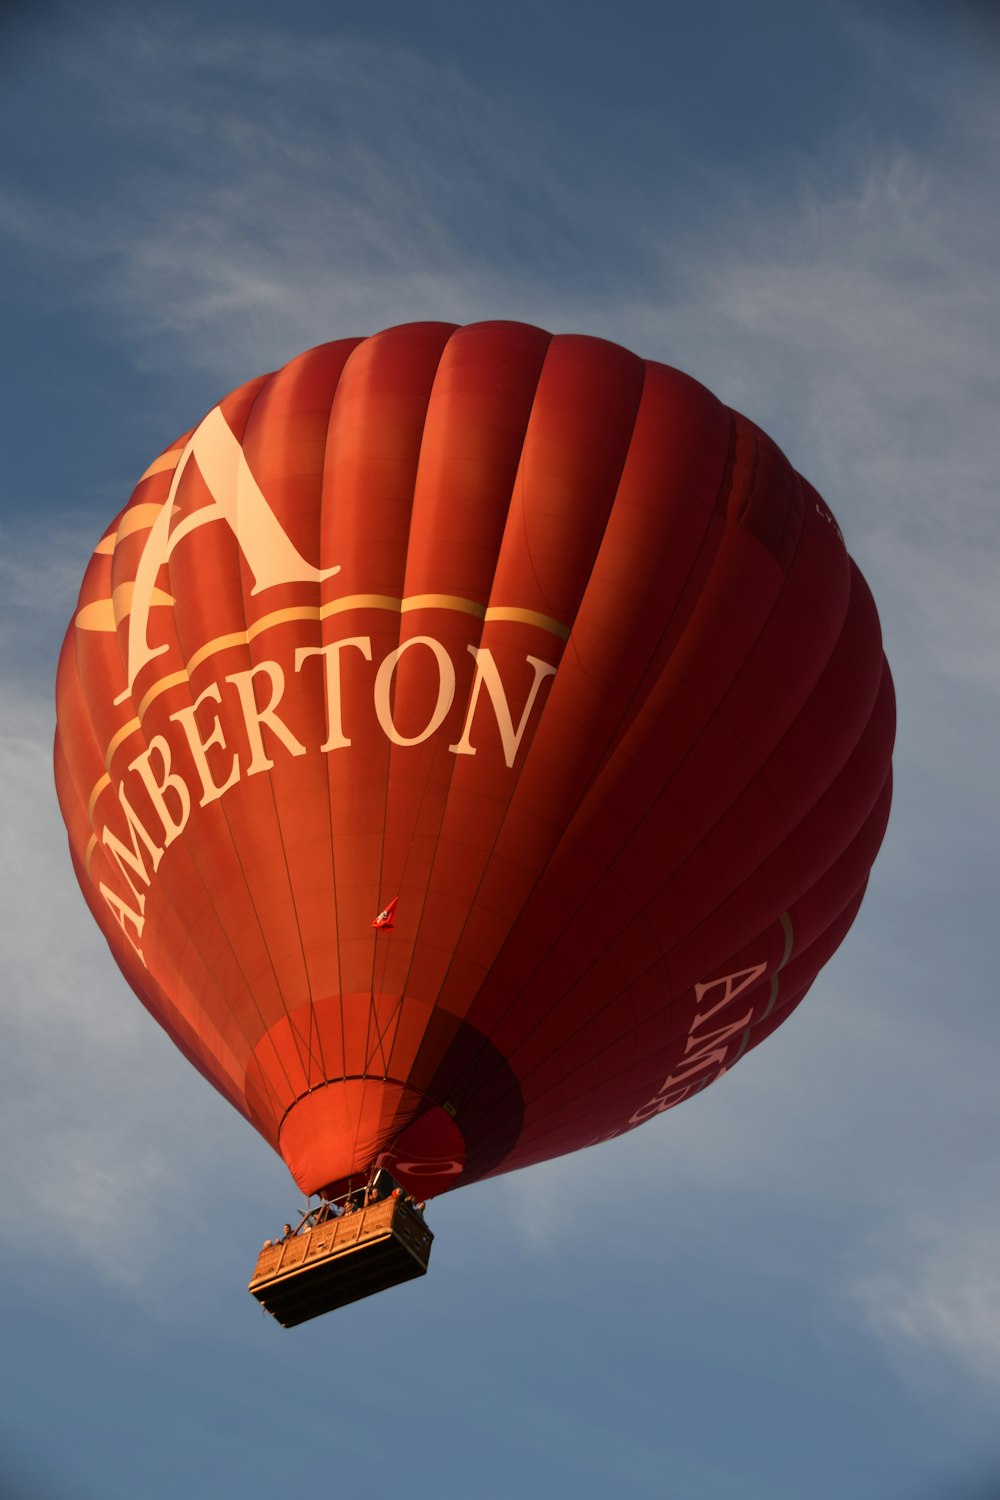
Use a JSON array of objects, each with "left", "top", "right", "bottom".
[
  {"left": 185, "top": 607, "right": 325, "bottom": 675},
  {"left": 186, "top": 630, "right": 248, "bottom": 675},
  {"left": 105, "top": 717, "right": 141, "bottom": 769},
  {"left": 81, "top": 591, "right": 567, "bottom": 645},
  {"left": 760, "top": 913, "right": 796, "bottom": 1021},
  {"left": 94, "top": 502, "right": 170, "bottom": 556},
  {"left": 76, "top": 583, "right": 175, "bottom": 633},
  {"left": 111, "top": 582, "right": 176, "bottom": 628},
  {"left": 320, "top": 593, "right": 402, "bottom": 618},
  {"left": 401, "top": 593, "right": 486, "bottom": 619},
  {"left": 118, "top": 500, "right": 171, "bottom": 538},
  {"left": 87, "top": 773, "right": 111, "bottom": 823},
  {"left": 84, "top": 833, "right": 98, "bottom": 877},
  {"left": 76, "top": 597, "right": 118, "bottom": 630},
  {"left": 138, "top": 450, "right": 183, "bottom": 484},
  {"left": 485, "top": 605, "right": 570, "bottom": 639},
  {"left": 137, "top": 670, "right": 190, "bottom": 719},
  {"left": 249, "top": 604, "right": 322, "bottom": 639}
]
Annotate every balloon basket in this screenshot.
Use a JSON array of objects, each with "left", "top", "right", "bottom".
[{"left": 248, "top": 1197, "right": 433, "bottom": 1327}]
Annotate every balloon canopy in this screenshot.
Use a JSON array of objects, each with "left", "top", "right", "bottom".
[{"left": 54, "top": 321, "right": 894, "bottom": 1202}]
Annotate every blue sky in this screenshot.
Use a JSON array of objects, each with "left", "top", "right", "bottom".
[{"left": 1, "top": 3, "right": 998, "bottom": 1496}]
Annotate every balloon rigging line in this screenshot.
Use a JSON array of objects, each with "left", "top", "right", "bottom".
[{"left": 312, "top": 340, "right": 369, "bottom": 1121}]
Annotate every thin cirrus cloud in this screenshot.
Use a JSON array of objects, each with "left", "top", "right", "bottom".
[
  {"left": 851, "top": 1207, "right": 1000, "bottom": 1392},
  {"left": 3, "top": 23, "right": 592, "bottom": 369}
]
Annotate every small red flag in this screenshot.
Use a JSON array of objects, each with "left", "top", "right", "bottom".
[{"left": 371, "top": 897, "right": 398, "bottom": 931}]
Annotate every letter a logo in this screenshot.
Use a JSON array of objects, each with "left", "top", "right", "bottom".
[{"left": 116, "top": 406, "right": 340, "bottom": 704}]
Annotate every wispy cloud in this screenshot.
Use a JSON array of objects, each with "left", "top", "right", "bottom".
[
  {"left": 637, "top": 142, "right": 1000, "bottom": 715},
  {"left": 2, "top": 16, "right": 601, "bottom": 378},
  {"left": 850, "top": 1204, "right": 1000, "bottom": 1399}
]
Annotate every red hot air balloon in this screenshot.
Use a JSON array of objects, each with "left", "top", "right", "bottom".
[{"left": 54, "top": 322, "right": 893, "bottom": 1317}]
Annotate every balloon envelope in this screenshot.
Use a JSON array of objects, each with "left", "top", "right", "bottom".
[{"left": 54, "top": 322, "right": 894, "bottom": 1201}]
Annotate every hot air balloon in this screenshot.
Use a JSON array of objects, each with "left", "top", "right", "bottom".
[{"left": 54, "top": 321, "right": 893, "bottom": 1323}]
